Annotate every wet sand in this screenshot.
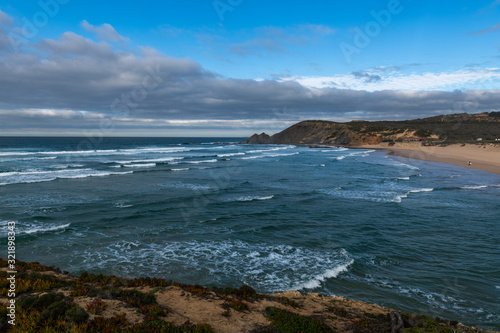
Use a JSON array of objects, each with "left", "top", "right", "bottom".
[{"left": 359, "top": 143, "right": 500, "bottom": 176}]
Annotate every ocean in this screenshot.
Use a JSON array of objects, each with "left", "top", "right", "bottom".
[{"left": 0, "top": 137, "right": 499, "bottom": 330}]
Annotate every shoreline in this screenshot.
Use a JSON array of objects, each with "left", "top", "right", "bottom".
[{"left": 357, "top": 143, "right": 500, "bottom": 176}]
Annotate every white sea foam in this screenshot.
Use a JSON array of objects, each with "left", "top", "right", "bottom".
[
  {"left": 390, "top": 160, "right": 420, "bottom": 170},
  {"left": 0, "top": 156, "right": 57, "bottom": 161},
  {"left": 78, "top": 240, "right": 353, "bottom": 293},
  {"left": 335, "top": 150, "right": 374, "bottom": 161},
  {"left": 22, "top": 223, "right": 71, "bottom": 235},
  {"left": 53, "top": 164, "right": 85, "bottom": 169},
  {"left": 123, "top": 163, "right": 157, "bottom": 168},
  {"left": 459, "top": 185, "right": 488, "bottom": 190},
  {"left": 409, "top": 188, "right": 434, "bottom": 193},
  {"left": 394, "top": 188, "right": 434, "bottom": 202},
  {"left": 159, "top": 182, "right": 214, "bottom": 191},
  {"left": 118, "top": 147, "right": 187, "bottom": 153},
  {"left": 320, "top": 187, "right": 434, "bottom": 203},
  {"left": 171, "top": 168, "right": 189, "bottom": 171},
  {"left": 115, "top": 157, "right": 183, "bottom": 164},
  {"left": 199, "top": 218, "right": 218, "bottom": 224},
  {"left": 114, "top": 202, "right": 133, "bottom": 208},
  {"left": 320, "top": 189, "right": 400, "bottom": 203},
  {"left": 397, "top": 177, "right": 410, "bottom": 180},
  {"left": 0, "top": 147, "right": 189, "bottom": 158},
  {"left": 350, "top": 150, "right": 374, "bottom": 156},
  {"left": 365, "top": 275, "right": 495, "bottom": 321},
  {"left": 0, "top": 168, "right": 133, "bottom": 185},
  {"left": 0, "top": 152, "right": 37, "bottom": 156},
  {"left": 397, "top": 286, "right": 460, "bottom": 309},
  {"left": 246, "top": 146, "right": 294, "bottom": 154},
  {"left": 241, "top": 152, "right": 299, "bottom": 160},
  {"left": 0, "top": 221, "right": 71, "bottom": 235},
  {"left": 40, "top": 149, "right": 119, "bottom": 155},
  {"left": 295, "top": 259, "right": 354, "bottom": 290},
  {"left": 185, "top": 159, "right": 218, "bottom": 164},
  {"left": 247, "top": 149, "right": 268, "bottom": 154},
  {"left": 270, "top": 146, "right": 295, "bottom": 151},
  {"left": 0, "top": 169, "right": 93, "bottom": 177},
  {"left": 217, "top": 153, "right": 245, "bottom": 157},
  {"left": 231, "top": 195, "right": 274, "bottom": 202}
]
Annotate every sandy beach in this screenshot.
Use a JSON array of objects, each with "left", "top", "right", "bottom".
[{"left": 359, "top": 143, "right": 500, "bottom": 176}]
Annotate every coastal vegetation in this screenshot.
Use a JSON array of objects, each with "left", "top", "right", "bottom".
[
  {"left": 0, "top": 259, "right": 494, "bottom": 333},
  {"left": 242, "top": 112, "right": 500, "bottom": 146}
]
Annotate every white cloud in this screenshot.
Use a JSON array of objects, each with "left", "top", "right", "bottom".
[
  {"left": 81, "top": 20, "right": 129, "bottom": 42},
  {"left": 0, "top": 12, "right": 499, "bottom": 135},
  {"left": 0, "top": 9, "right": 13, "bottom": 27},
  {"left": 0, "top": 9, "right": 13, "bottom": 50},
  {"left": 281, "top": 68, "right": 500, "bottom": 92},
  {"left": 41, "top": 32, "right": 116, "bottom": 59}
]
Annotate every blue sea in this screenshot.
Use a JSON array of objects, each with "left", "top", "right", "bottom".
[{"left": 1, "top": 137, "right": 499, "bottom": 330}]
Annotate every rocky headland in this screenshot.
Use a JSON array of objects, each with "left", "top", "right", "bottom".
[
  {"left": 241, "top": 112, "right": 500, "bottom": 175},
  {"left": 242, "top": 112, "right": 500, "bottom": 146}
]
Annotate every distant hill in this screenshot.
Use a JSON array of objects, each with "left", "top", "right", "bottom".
[{"left": 242, "top": 112, "right": 500, "bottom": 146}]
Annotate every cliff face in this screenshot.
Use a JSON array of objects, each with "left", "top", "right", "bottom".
[
  {"left": 241, "top": 112, "right": 500, "bottom": 146},
  {"left": 270, "top": 121, "right": 347, "bottom": 144},
  {"left": 241, "top": 121, "right": 381, "bottom": 146},
  {"left": 242, "top": 133, "right": 273, "bottom": 144}
]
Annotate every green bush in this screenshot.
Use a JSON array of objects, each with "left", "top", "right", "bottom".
[
  {"left": 18, "top": 292, "right": 65, "bottom": 310},
  {"left": 414, "top": 129, "right": 431, "bottom": 137},
  {"left": 404, "top": 315, "right": 454, "bottom": 333},
  {"left": 236, "top": 285, "right": 257, "bottom": 299},
  {"left": 39, "top": 300, "right": 70, "bottom": 322},
  {"left": 265, "top": 307, "right": 334, "bottom": 333},
  {"left": 65, "top": 306, "right": 89, "bottom": 324}
]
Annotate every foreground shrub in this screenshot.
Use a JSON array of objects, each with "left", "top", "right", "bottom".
[
  {"left": 265, "top": 306, "right": 334, "bottom": 333},
  {"left": 65, "top": 305, "right": 89, "bottom": 324}
]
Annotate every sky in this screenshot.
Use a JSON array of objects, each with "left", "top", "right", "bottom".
[{"left": 0, "top": 0, "right": 499, "bottom": 137}]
